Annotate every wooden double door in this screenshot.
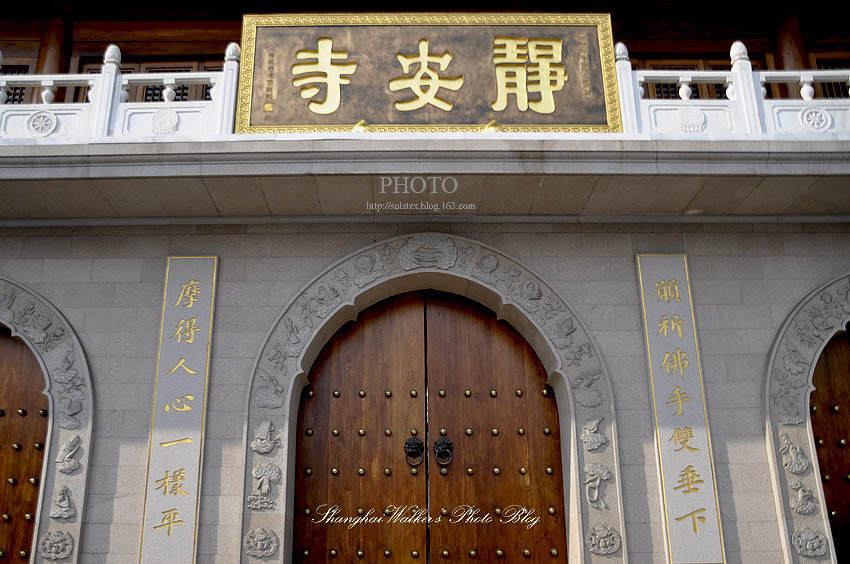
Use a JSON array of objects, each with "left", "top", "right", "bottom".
[
  {"left": 294, "top": 291, "right": 567, "bottom": 561},
  {"left": 0, "top": 330, "right": 49, "bottom": 561},
  {"left": 811, "top": 331, "right": 850, "bottom": 562}
]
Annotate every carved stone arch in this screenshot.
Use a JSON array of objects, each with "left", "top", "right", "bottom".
[
  {"left": 0, "top": 277, "right": 93, "bottom": 563},
  {"left": 240, "top": 233, "right": 627, "bottom": 564},
  {"left": 765, "top": 272, "right": 850, "bottom": 564}
]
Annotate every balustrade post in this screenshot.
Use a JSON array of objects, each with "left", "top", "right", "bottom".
[
  {"left": 614, "top": 42, "right": 640, "bottom": 134},
  {"left": 729, "top": 41, "right": 763, "bottom": 135},
  {"left": 0, "top": 48, "right": 7, "bottom": 105},
  {"left": 215, "top": 42, "right": 241, "bottom": 135},
  {"left": 88, "top": 44, "right": 124, "bottom": 139}
]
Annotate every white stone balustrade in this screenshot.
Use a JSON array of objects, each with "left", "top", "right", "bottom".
[
  {"left": 617, "top": 41, "right": 850, "bottom": 139},
  {"left": 1, "top": 40, "right": 849, "bottom": 142},
  {"left": 0, "top": 42, "right": 240, "bottom": 141}
]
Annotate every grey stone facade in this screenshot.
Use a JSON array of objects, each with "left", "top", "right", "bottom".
[{"left": 1, "top": 221, "right": 848, "bottom": 563}]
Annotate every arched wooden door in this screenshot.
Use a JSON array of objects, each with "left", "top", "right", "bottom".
[
  {"left": 293, "top": 291, "right": 567, "bottom": 561},
  {"left": 0, "top": 329, "right": 49, "bottom": 561},
  {"left": 810, "top": 330, "right": 850, "bottom": 562}
]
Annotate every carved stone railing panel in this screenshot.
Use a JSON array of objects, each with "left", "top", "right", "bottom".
[
  {"left": 765, "top": 272, "right": 850, "bottom": 564},
  {"left": 0, "top": 277, "right": 94, "bottom": 564},
  {"left": 239, "top": 233, "right": 628, "bottom": 564}
]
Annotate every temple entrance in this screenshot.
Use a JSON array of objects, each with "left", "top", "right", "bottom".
[
  {"left": 0, "top": 328, "right": 49, "bottom": 560},
  {"left": 810, "top": 330, "right": 850, "bottom": 562},
  {"left": 292, "top": 291, "right": 568, "bottom": 560}
]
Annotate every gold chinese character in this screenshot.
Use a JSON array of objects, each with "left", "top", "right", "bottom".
[
  {"left": 675, "top": 507, "right": 707, "bottom": 533},
  {"left": 173, "top": 280, "right": 202, "bottom": 308},
  {"left": 155, "top": 468, "right": 190, "bottom": 497},
  {"left": 653, "top": 279, "right": 682, "bottom": 303},
  {"left": 164, "top": 394, "right": 194, "bottom": 413},
  {"left": 669, "top": 426, "right": 700, "bottom": 452},
  {"left": 491, "top": 37, "right": 567, "bottom": 114},
  {"left": 153, "top": 508, "right": 186, "bottom": 537},
  {"left": 291, "top": 37, "right": 357, "bottom": 115},
  {"left": 666, "top": 386, "right": 691, "bottom": 416},
  {"left": 673, "top": 465, "right": 704, "bottom": 494},
  {"left": 160, "top": 437, "right": 193, "bottom": 448},
  {"left": 166, "top": 358, "right": 198, "bottom": 375},
  {"left": 660, "top": 348, "right": 689, "bottom": 377},
  {"left": 657, "top": 314, "right": 684, "bottom": 339},
  {"left": 171, "top": 317, "right": 201, "bottom": 344},
  {"left": 388, "top": 39, "right": 464, "bottom": 111}
]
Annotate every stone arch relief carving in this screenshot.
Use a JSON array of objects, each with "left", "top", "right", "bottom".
[
  {"left": 766, "top": 273, "right": 850, "bottom": 564},
  {"left": 239, "top": 233, "right": 628, "bottom": 564},
  {"left": 0, "top": 277, "right": 93, "bottom": 563}
]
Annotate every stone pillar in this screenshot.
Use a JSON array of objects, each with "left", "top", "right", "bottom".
[{"left": 35, "top": 17, "right": 70, "bottom": 74}]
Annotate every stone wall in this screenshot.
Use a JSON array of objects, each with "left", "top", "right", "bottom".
[{"left": 1, "top": 221, "right": 848, "bottom": 564}]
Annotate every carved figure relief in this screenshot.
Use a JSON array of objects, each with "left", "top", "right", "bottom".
[
  {"left": 244, "top": 528, "right": 280, "bottom": 558},
  {"left": 0, "top": 277, "right": 92, "bottom": 564},
  {"left": 250, "top": 420, "right": 281, "bottom": 454},
  {"left": 584, "top": 462, "right": 612, "bottom": 511},
  {"left": 515, "top": 279, "right": 542, "bottom": 314},
  {"left": 353, "top": 254, "right": 383, "bottom": 287},
  {"left": 767, "top": 273, "right": 850, "bottom": 563},
  {"left": 50, "top": 486, "right": 76, "bottom": 520},
  {"left": 254, "top": 369, "right": 286, "bottom": 409},
  {"left": 398, "top": 235, "right": 458, "bottom": 271},
  {"left": 0, "top": 288, "right": 16, "bottom": 323},
  {"left": 247, "top": 462, "right": 282, "bottom": 510},
  {"left": 788, "top": 480, "right": 818, "bottom": 515},
  {"left": 240, "top": 234, "right": 625, "bottom": 563},
  {"left": 39, "top": 530, "right": 74, "bottom": 560},
  {"left": 585, "top": 523, "right": 622, "bottom": 555},
  {"left": 56, "top": 435, "right": 82, "bottom": 474},
  {"left": 779, "top": 432, "right": 809, "bottom": 475},
  {"left": 580, "top": 418, "right": 607, "bottom": 451},
  {"left": 548, "top": 317, "right": 576, "bottom": 349},
  {"left": 572, "top": 368, "right": 603, "bottom": 408},
  {"left": 471, "top": 254, "right": 499, "bottom": 285}
]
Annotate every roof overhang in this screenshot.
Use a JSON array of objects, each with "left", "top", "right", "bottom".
[{"left": 1, "top": 136, "right": 848, "bottom": 224}]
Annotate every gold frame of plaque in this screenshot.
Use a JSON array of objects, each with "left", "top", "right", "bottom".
[{"left": 235, "top": 13, "right": 622, "bottom": 133}]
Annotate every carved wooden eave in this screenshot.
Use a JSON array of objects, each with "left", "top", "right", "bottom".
[
  {"left": 0, "top": 138, "right": 849, "bottom": 222},
  {"left": 765, "top": 272, "right": 850, "bottom": 564},
  {"left": 239, "top": 233, "right": 628, "bottom": 564},
  {"left": 0, "top": 277, "right": 94, "bottom": 564}
]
